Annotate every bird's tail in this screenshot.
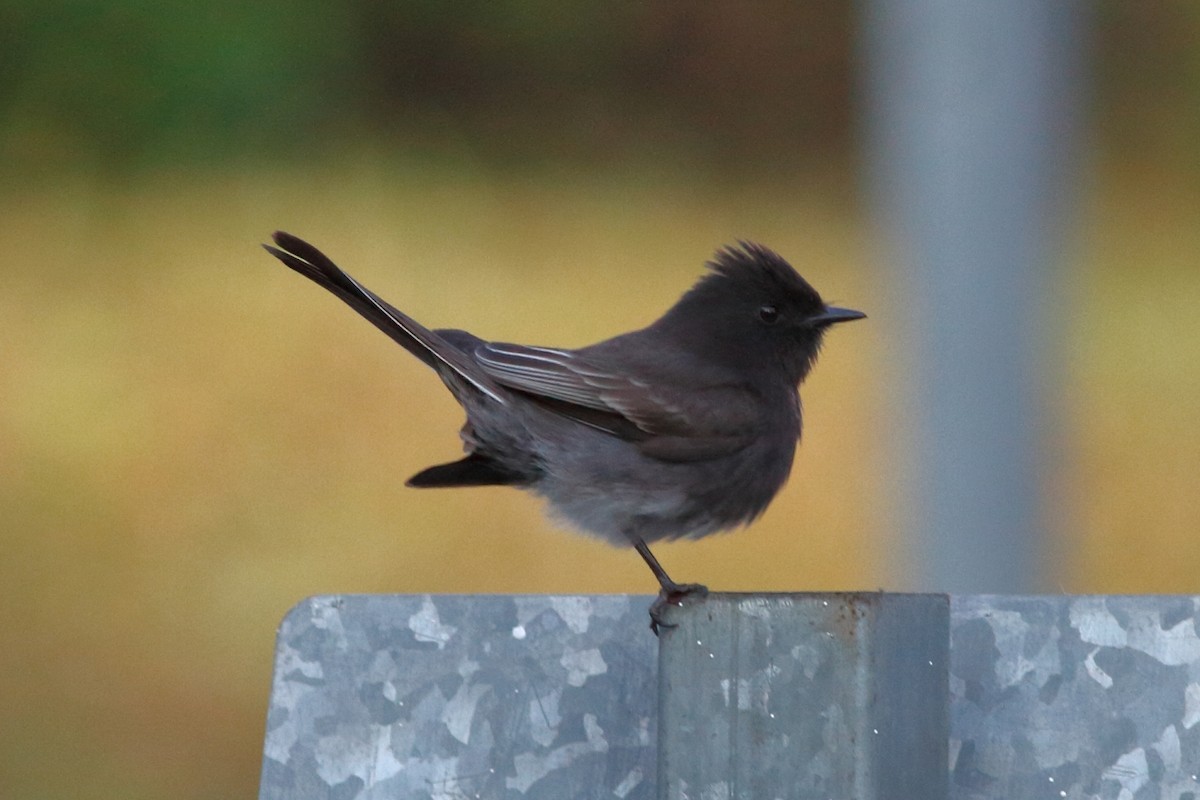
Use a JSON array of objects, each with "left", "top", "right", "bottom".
[{"left": 263, "top": 232, "right": 506, "bottom": 403}]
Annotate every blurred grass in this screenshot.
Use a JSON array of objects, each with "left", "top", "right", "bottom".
[
  {"left": 1065, "top": 163, "right": 1200, "bottom": 591},
  {"left": 0, "top": 156, "right": 1198, "bottom": 797}
]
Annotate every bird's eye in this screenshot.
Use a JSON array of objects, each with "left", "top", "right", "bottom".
[{"left": 758, "top": 304, "right": 780, "bottom": 324}]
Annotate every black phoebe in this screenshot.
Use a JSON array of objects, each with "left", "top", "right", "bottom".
[{"left": 264, "top": 233, "right": 864, "bottom": 631}]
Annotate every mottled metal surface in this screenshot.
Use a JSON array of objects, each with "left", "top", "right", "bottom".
[
  {"left": 657, "top": 593, "right": 949, "bottom": 800},
  {"left": 261, "top": 594, "right": 1200, "bottom": 800},
  {"left": 950, "top": 595, "right": 1200, "bottom": 800},
  {"left": 259, "top": 595, "right": 656, "bottom": 800}
]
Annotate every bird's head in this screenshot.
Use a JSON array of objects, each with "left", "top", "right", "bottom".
[{"left": 658, "top": 241, "right": 865, "bottom": 385}]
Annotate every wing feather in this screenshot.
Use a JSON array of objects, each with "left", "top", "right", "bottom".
[
  {"left": 475, "top": 342, "right": 764, "bottom": 461},
  {"left": 475, "top": 342, "right": 686, "bottom": 432}
]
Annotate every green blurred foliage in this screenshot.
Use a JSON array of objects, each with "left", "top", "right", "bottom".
[
  {"left": 3, "top": 0, "right": 1197, "bottom": 175},
  {"left": 2, "top": 0, "right": 1200, "bottom": 178},
  {"left": 0, "top": 0, "right": 358, "bottom": 170},
  {"left": 346, "top": 1, "right": 855, "bottom": 167},
  {"left": 0, "top": 1, "right": 858, "bottom": 172},
  {"left": 1095, "top": 2, "right": 1200, "bottom": 171}
]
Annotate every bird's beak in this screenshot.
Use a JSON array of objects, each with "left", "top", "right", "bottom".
[{"left": 811, "top": 306, "right": 866, "bottom": 325}]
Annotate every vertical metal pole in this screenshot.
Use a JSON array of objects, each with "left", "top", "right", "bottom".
[{"left": 862, "top": 0, "right": 1086, "bottom": 592}]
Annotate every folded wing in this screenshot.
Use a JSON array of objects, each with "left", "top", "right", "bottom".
[{"left": 475, "top": 342, "right": 756, "bottom": 461}]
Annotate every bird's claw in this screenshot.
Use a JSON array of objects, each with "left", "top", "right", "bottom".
[{"left": 648, "top": 582, "right": 709, "bottom": 636}]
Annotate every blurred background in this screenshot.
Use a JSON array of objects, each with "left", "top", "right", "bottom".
[{"left": 2, "top": 1, "right": 1198, "bottom": 797}]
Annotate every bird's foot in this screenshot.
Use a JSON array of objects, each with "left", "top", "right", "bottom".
[{"left": 648, "top": 582, "right": 709, "bottom": 636}]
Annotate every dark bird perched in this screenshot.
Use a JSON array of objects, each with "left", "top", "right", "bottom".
[{"left": 264, "top": 233, "right": 864, "bottom": 632}]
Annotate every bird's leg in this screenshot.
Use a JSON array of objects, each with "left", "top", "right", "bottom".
[
  {"left": 632, "top": 537, "right": 708, "bottom": 635},
  {"left": 633, "top": 538, "right": 690, "bottom": 594}
]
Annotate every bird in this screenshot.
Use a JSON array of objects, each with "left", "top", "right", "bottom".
[{"left": 264, "top": 232, "right": 864, "bottom": 632}]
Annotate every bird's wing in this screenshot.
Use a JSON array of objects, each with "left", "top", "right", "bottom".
[
  {"left": 474, "top": 342, "right": 760, "bottom": 461},
  {"left": 475, "top": 342, "right": 683, "bottom": 427}
]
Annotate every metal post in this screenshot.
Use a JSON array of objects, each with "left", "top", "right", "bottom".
[
  {"left": 657, "top": 593, "right": 949, "bottom": 800},
  {"left": 862, "top": 0, "right": 1086, "bottom": 592},
  {"left": 260, "top": 593, "right": 1200, "bottom": 799}
]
